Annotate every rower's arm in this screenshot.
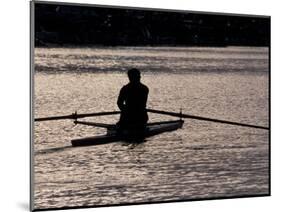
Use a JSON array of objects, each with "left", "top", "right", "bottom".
[
  {"left": 143, "top": 86, "right": 149, "bottom": 107},
  {"left": 117, "top": 87, "right": 126, "bottom": 111}
]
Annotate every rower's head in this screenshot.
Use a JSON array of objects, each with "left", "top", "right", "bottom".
[{"left": 127, "top": 68, "right": 141, "bottom": 83}]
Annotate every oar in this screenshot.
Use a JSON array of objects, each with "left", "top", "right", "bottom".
[
  {"left": 35, "top": 111, "right": 120, "bottom": 122},
  {"left": 147, "top": 108, "right": 269, "bottom": 130}
]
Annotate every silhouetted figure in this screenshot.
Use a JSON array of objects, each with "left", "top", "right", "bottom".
[{"left": 117, "top": 68, "right": 149, "bottom": 139}]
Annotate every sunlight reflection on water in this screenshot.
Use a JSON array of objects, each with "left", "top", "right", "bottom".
[{"left": 33, "top": 46, "right": 269, "bottom": 209}]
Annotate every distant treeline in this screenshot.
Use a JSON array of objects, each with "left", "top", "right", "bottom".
[{"left": 34, "top": 3, "right": 270, "bottom": 47}]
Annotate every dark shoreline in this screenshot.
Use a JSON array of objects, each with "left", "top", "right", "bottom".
[
  {"left": 34, "top": 3, "right": 270, "bottom": 48},
  {"left": 34, "top": 44, "right": 269, "bottom": 48}
]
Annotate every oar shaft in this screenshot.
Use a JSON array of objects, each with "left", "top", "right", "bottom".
[
  {"left": 35, "top": 108, "right": 269, "bottom": 130},
  {"left": 35, "top": 115, "right": 72, "bottom": 122},
  {"left": 147, "top": 109, "right": 269, "bottom": 130},
  {"left": 35, "top": 111, "right": 120, "bottom": 122},
  {"left": 76, "top": 111, "right": 120, "bottom": 119}
]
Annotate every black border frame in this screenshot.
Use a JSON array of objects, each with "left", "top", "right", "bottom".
[{"left": 30, "top": 1, "right": 271, "bottom": 211}]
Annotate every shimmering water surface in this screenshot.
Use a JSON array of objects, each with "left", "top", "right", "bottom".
[{"left": 33, "top": 47, "right": 269, "bottom": 209}]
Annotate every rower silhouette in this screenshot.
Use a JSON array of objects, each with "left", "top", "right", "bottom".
[{"left": 117, "top": 68, "right": 149, "bottom": 139}]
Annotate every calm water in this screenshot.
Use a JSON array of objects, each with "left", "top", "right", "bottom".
[{"left": 33, "top": 46, "right": 269, "bottom": 209}]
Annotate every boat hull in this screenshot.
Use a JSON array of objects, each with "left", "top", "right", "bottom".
[{"left": 71, "top": 120, "right": 184, "bottom": 147}]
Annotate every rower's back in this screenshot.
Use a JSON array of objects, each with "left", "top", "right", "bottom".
[{"left": 117, "top": 68, "right": 149, "bottom": 130}]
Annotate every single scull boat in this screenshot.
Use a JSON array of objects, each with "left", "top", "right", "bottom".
[{"left": 34, "top": 108, "right": 268, "bottom": 147}]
